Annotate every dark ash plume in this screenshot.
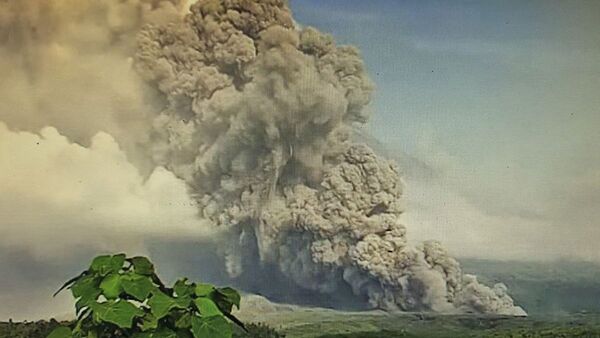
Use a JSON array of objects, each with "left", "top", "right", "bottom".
[{"left": 134, "top": 0, "right": 525, "bottom": 315}]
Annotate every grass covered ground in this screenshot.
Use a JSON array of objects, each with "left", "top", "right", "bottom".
[
  {"left": 6, "top": 259, "right": 600, "bottom": 337},
  {"left": 254, "top": 311, "right": 600, "bottom": 338},
  {"left": 4, "top": 314, "right": 600, "bottom": 337},
  {"left": 0, "top": 321, "right": 283, "bottom": 338}
]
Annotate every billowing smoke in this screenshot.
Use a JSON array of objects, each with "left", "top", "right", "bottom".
[
  {"left": 0, "top": 0, "right": 524, "bottom": 317},
  {"left": 131, "top": 0, "right": 525, "bottom": 315},
  {"left": 0, "top": 0, "right": 205, "bottom": 320},
  {"left": 0, "top": 0, "right": 192, "bottom": 170}
]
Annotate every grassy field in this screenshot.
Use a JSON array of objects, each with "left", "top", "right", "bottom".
[
  {"left": 5, "top": 314, "right": 600, "bottom": 338},
  {"left": 0, "top": 321, "right": 283, "bottom": 338},
  {"left": 277, "top": 313, "right": 600, "bottom": 338},
  {"left": 5, "top": 260, "right": 600, "bottom": 337}
]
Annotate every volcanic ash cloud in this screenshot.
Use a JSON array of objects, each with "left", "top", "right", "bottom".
[
  {"left": 130, "top": 0, "right": 526, "bottom": 315},
  {"left": 0, "top": 0, "right": 193, "bottom": 171}
]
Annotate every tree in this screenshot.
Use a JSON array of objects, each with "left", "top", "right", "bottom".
[{"left": 48, "top": 254, "right": 244, "bottom": 338}]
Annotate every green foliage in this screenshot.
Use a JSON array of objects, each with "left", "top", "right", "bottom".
[
  {"left": 191, "top": 316, "right": 232, "bottom": 338},
  {"left": 0, "top": 320, "right": 64, "bottom": 338},
  {"left": 0, "top": 321, "right": 283, "bottom": 338},
  {"left": 46, "top": 326, "right": 72, "bottom": 338},
  {"left": 47, "top": 254, "right": 244, "bottom": 338}
]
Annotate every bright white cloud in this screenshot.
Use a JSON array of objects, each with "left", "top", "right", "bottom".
[{"left": 0, "top": 122, "right": 216, "bottom": 259}]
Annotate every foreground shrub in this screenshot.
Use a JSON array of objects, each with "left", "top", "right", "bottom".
[
  {"left": 47, "top": 254, "right": 244, "bottom": 338},
  {"left": 0, "top": 320, "right": 63, "bottom": 338},
  {"left": 1, "top": 321, "right": 285, "bottom": 338}
]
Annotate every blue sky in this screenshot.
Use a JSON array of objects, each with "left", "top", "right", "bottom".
[
  {"left": 291, "top": 0, "right": 599, "bottom": 155},
  {"left": 291, "top": 0, "right": 600, "bottom": 260}
]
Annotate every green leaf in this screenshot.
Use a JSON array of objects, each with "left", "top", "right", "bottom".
[
  {"left": 99, "top": 273, "right": 122, "bottom": 300},
  {"left": 71, "top": 275, "right": 101, "bottom": 312},
  {"left": 176, "top": 296, "right": 192, "bottom": 309},
  {"left": 54, "top": 271, "right": 86, "bottom": 297},
  {"left": 174, "top": 278, "right": 195, "bottom": 298},
  {"left": 140, "top": 312, "right": 159, "bottom": 331},
  {"left": 47, "top": 326, "right": 72, "bottom": 338},
  {"left": 91, "top": 300, "right": 144, "bottom": 329},
  {"left": 218, "top": 288, "right": 240, "bottom": 309},
  {"left": 71, "top": 275, "right": 100, "bottom": 298},
  {"left": 75, "top": 294, "right": 100, "bottom": 314},
  {"left": 190, "top": 316, "right": 231, "bottom": 338},
  {"left": 194, "top": 283, "right": 215, "bottom": 297},
  {"left": 148, "top": 290, "right": 185, "bottom": 319},
  {"left": 194, "top": 298, "right": 222, "bottom": 317},
  {"left": 133, "top": 328, "right": 177, "bottom": 338},
  {"left": 121, "top": 273, "right": 155, "bottom": 301},
  {"left": 90, "top": 254, "right": 126, "bottom": 276},
  {"left": 130, "top": 256, "right": 155, "bottom": 276},
  {"left": 176, "top": 330, "right": 193, "bottom": 338},
  {"left": 151, "top": 327, "right": 178, "bottom": 338},
  {"left": 212, "top": 288, "right": 241, "bottom": 313},
  {"left": 175, "top": 313, "right": 192, "bottom": 329}
]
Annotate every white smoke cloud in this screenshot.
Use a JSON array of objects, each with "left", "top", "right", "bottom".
[
  {"left": 0, "top": 122, "right": 220, "bottom": 321},
  {"left": 0, "top": 122, "right": 215, "bottom": 259}
]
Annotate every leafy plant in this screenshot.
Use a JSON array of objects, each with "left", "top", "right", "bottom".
[
  {"left": 47, "top": 254, "right": 245, "bottom": 338},
  {"left": 1, "top": 321, "right": 284, "bottom": 338}
]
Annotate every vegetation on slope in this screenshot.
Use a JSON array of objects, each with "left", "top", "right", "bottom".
[
  {"left": 0, "top": 321, "right": 283, "bottom": 338},
  {"left": 46, "top": 254, "right": 246, "bottom": 338}
]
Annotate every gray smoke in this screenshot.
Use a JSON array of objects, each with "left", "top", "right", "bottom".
[
  {"left": 0, "top": 0, "right": 194, "bottom": 171},
  {"left": 133, "top": 0, "right": 525, "bottom": 315}
]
